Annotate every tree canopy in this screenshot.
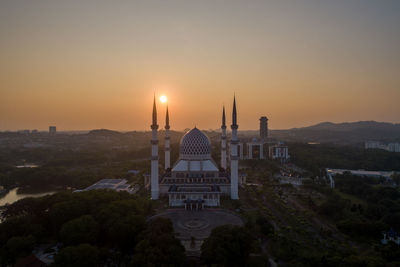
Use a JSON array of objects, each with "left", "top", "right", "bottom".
[{"left": 201, "top": 225, "right": 253, "bottom": 267}]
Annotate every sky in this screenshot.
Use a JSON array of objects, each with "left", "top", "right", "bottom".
[{"left": 1, "top": 0, "right": 399, "bottom": 131}]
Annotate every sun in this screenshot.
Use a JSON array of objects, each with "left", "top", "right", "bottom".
[{"left": 160, "top": 95, "right": 167, "bottom": 103}]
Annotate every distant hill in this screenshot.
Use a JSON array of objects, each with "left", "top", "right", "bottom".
[
  {"left": 270, "top": 121, "right": 400, "bottom": 144},
  {"left": 297, "top": 121, "right": 400, "bottom": 132},
  {"left": 87, "top": 129, "right": 123, "bottom": 136},
  {"left": 7, "top": 121, "right": 395, "bottom": 146}
]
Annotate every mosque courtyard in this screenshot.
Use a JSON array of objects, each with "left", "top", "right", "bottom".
[{"left": 150, "top": 209, "right": 244, "bottom": 256}]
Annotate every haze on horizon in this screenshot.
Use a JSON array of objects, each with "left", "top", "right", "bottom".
[{"left": 1, "top": 0, "right": 399, "bottom": 131}]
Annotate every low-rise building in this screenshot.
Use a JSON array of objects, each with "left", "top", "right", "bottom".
[
  {"left": 74, "top": 179, "right": 134, "bottom": 193},
  {"left": 269, "top": 142, "right": 290, "bottom": 163},
  {"left": 326, "top": 169, "right": 394, "bottom": 179},
  {"left": 365, "top": 141, "right": 400, "bottom": 152}
]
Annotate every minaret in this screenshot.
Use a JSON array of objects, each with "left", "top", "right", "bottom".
[
  {"left": 150, "top": 96, "right": 159, "bottom": 200},
  {"left": 230, "top": 96, "right": 239, "bottom": 199},
  {"left": 221, "top": 106, "right": 227, "bottom": 170},
  {"left": 164, "top": 105, "right": 170, "bottom": 170}
]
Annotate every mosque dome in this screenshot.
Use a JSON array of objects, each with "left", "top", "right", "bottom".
[{"left": 179, "top": 128, "right": 211, "bottom": 160}]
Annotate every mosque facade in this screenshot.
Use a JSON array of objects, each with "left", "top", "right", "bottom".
[{"left": 148, "top": 96, "right": 241, "bottom": 209}]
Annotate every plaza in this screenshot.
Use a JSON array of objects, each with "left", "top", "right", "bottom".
[{"left": 150, "top": 209, "right": 244, "bottom": 255}]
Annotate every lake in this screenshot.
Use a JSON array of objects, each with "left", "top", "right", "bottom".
[{"left": 0, "top": 188, "right": 55, "bottom": 206}]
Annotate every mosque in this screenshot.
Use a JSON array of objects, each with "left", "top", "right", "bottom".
[{"left": 146, "top": 96, "right": 242, "bottom": 209}]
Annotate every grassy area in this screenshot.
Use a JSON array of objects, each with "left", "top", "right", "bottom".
[
  {"left": 334, "top": 189, "right": 366, "bottom": 205},
  {"left": 236, "top": 174, "right": 381, "bottom": 265}
]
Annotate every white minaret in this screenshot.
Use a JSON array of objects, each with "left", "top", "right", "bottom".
[
  {"left": 221, "top": 106, "right": 227, "bottom": 170},
  {"left": 230, "top": 96, "right": 239, "bottom": 199},
  {"left": 165, "top": 105, "right": 170, "bottom": 170},
  {"left": 151, "top": 96, "right": 159, "bottom": 200}
]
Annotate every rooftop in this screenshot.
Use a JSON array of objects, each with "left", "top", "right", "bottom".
[{"left": 74, "top": 179, "right": 134, "bottom": 193}]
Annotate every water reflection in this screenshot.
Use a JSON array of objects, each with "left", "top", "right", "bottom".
[{"left": 0, "top": 188, "right": 55, "bottom": 206}]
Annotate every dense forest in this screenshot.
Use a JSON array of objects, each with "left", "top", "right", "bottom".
[
  {"left": 0, "top": 190, "right": 271, "bottom": 266},
  {"left": 0, "top": 137, "right": 192, "bottom": 192},
  {"left": 289, "top": 142, "right": 400, "bottom": 175},
  {"left": 0, "top": 190, "right": 187, "bottom": 266},
  {"left": 327, "top": 173, "right": 400, "bottom": 236}
]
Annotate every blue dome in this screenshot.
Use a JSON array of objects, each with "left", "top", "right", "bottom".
[{"left": 180, "top": 128, "right": 211, "bottom": 160}]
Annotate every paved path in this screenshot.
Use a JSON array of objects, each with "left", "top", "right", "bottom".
[
  {"left": 151, "top": 208, "right": 244, "bottom": 256},
  {"left": 152, "top": 208, "right": 244, "bottom": 240}
]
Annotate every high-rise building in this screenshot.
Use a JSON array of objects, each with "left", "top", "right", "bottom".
[
  {"left": 49, "top": 126, "right": 56, "bottom": 135},
  {"left": 259, "top": 116, "right": 268, "bottom": 141}
]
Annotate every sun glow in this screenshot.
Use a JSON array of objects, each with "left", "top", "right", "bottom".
[{"left": 160, "top": 95, "right": 167, "bottom": 103}]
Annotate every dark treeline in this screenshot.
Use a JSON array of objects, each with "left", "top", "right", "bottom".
[
  {"left": 289, "top": 142, "right": 400, "bottom": 174},
  {"left": 0, "top": 145, "right": 156, "bottom": 190},
  {"left": 0, "top": 190, "right": 185, "bottom": 266},
  {"left": 312, "top": 173, "right": 400, "bottom": 251},
  {"left": 0, "top": 190, "right": 270, "bottom": 266},
  {"left": 0, "top": 146, "right": 152, "bottom": 166},
  {"left": 0, "top": 139, "right": 209, "bottom": 191}
]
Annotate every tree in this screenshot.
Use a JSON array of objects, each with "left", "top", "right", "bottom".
[
  {"left": 50, "top": 200, "right": 88, "bottom": 229},
  {"left": 59, "top": 215, "right": 99, "bottom": 246},
  {"left": 318, "top": 194, "right": 349, "bottom": 221},
  {"left": 107, "top": 214, "right": 145, "bottom": 251},
  {"left": 0, "top": 190, "right": 157, "bottom": 265},
  {"left": 256, "top": 215, "right": 274, "bottom": 237},
  {"left": 246, "top": 255, "right": 271, "bottom": 267},
  {"left": 383, "top": 212, "right": 400, "bottom": 230},
  {"left": 5, "top": 235, "right": 35, "bottom": 262},
  {"left": 376, "top": 242, "right": 400, "bottom": 263},
  {"left": 392, "top": 172, "right": 400, "bottom": 186},
  {"left": 201, "top": 225, "right": 253, "bottom": 267},
  {"left": 132, "top": 217, "right": 185, "bottom": 267},
  {"left": 337, "top": 219, "right": 386, "bottom": 239},
  {"left": 54, "top": 243, "right": 100, "bottom": 267}
]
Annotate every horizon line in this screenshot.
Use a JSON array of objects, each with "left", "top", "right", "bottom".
[{"left": 2, "top": 120, "right": 399, "bottom": 133}]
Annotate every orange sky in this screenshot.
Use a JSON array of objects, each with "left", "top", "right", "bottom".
[{"left": 1, "top": 1, "right": 399, "bottom": 131}]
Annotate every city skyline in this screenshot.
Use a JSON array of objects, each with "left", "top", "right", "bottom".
[{"left": 1, "top": 0, "right": 399, "bottom": 131}]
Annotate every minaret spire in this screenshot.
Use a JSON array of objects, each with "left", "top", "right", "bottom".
[
  {"left": 165, "top": 105, "right": 170, "bottom": 129},
  {"left": 232, "top": 94, "right": 237, "bottom": 126},
  {"left": 222, "top": 105, "right": 226, "bottom": 127},
  {"left": 150, "top": 95, "right": 159, "bottom": 200},
  {"left": 221, "top": 105, "right": 227, "bottom": 170},
  {"left": 164, "top": 104, "right": 171, "bottom": 170},
  {"left": 230, "top": 95, "right": 239, "bottom": 199},
  {"left": 152, "top": 94, "right": 157, "bottom": 127}
]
